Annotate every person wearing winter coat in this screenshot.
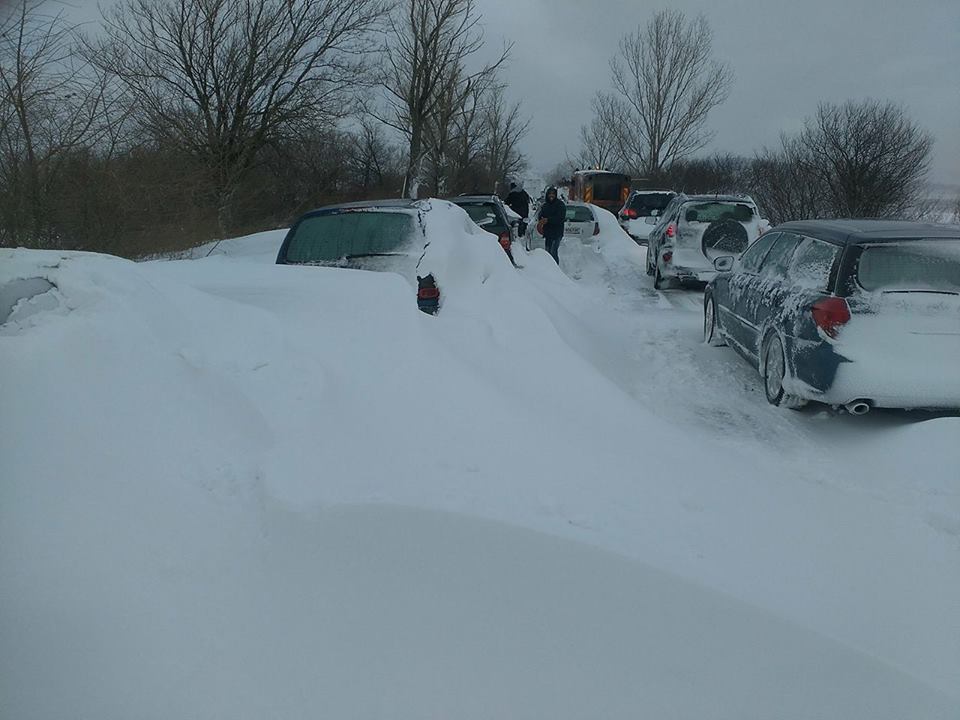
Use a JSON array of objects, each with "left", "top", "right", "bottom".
[
  {"left": 537, "top": 186, "right": 566, "bottom": 264},
  {"left": 505, "top": 182, "right": 531, "bottom": 224}
]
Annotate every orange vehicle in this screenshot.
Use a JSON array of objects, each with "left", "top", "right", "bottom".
[{"left": 568, "top": 170, "right": 632, "bottom": 213}]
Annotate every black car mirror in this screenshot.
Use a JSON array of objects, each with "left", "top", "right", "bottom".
[{"left": 714, "top": 256, "right": 735, "bottom": 272}]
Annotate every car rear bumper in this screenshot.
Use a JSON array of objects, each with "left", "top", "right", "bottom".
[{"left": 784, "top": 335, "right": 960, "bottom": 410}]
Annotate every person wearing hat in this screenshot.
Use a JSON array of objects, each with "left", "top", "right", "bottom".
[
  {"left": 536, "top": 186, "right": 566, "bottom": 264},
  {"left": 505, "top": 181, "right": 531, "bottom": 237}
]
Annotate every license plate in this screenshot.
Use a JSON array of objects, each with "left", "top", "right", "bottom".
[{"left": 566, "top": 225, "right": 581, "bottom": 234}]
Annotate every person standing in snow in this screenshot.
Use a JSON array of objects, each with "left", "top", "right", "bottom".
[
  {"left": 537, "top": 186, "right": 566, "bottom": 264},
  {"left": 505, "top": 182, "right": 531, "bottom": 236}
]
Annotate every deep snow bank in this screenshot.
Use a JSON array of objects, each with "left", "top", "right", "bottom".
[{"left": 2, "top": 227, "right": 959, "bottom": 716}]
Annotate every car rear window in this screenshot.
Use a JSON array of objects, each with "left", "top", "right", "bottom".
[
  {"left": 628, "top": 193, "right": 673, "bottom": 216},
  {"left": 856, "top": 240, "right": 960, "bottom": 293},
  {"left": 566, "top": 206, "right": 595, "bottom": 223},
  {"left": 682, "top": 202, "right": 755, "bottom": 224},
  {"left": 788, "top": 237, "right": 840, "bottom": 290},
  {"left": 284, "top": 211, "right": 415, "bottom": 263},
  {"left": 590, "top": 178, "right": 625, "bottom": 201},
  {"left": 458, "top": 203, "right": 507, "bottom": 233}
]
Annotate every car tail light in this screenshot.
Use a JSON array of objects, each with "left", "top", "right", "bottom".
[
  {"left": 662, "top": 251, "right": 673, "bottom": 263},
  {"left": 623, "top": 208, "right": 638, "bottom": 219},
  {"left": 417, "top": 274, "right": 440, "bottom": 315},
  {"left": 498, "top": 232, "right": 511, "bottom": 251},
  {"left": 593, "top": 222, "right": 600, "bottom": 236},
  {"left": 811, "top": 297, "right": 850, "bottom": 338},
  {"left": 666, "top": 223, "right": 675, "bottom": 238}
]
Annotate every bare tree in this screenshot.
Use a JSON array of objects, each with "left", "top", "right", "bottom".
[
  {"left": 0, "top": 0, "right": 112, "bottom": 247},
  {"left": 379, "top": 0, "right": 509, "bottom": 197},
  {"left": 609, "top": 10, "right": 732, "bottom": 176},
  {"left": 480, "top": 84, "right": 529, "bottom": 192},
  {"left": 575, "top": 94, "right": 619, "bottom": 170},
  {"left": 798, "top": 100, "right": 932, "bottom": 218},
  {"left": 88, "top": 0, "right": 386, "bottom": 234},
  {"left": 749, "top": 136, "right": 829, "bottom": 224},
  {"left": 749, "top": 100, "right": 933, "bottom": 224}
]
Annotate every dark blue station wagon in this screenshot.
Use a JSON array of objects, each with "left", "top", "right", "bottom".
[{"left": 703, "top": 220, "right": 960, "bottom": 412}]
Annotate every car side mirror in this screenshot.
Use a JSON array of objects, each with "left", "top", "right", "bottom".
[{"left": 714, "top": 256, "right": 735, "bottom": 273}]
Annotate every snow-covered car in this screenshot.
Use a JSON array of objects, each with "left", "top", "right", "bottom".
[
  {"left": 563, "top": 202, "right": 600, "bottom": 242},
  {"left": 448, "top": 195, "right": 519, "bottom": 261},
  {"left": 618, "top": 189, "right": 675, "bottom": 243},
  {"left": 647, "top": 194, "right": 767, "bottom": 289},
  {"left": 275, "top": 198, "right": 504, "bottom": 314},
  {"left": 703, "top": 220, "right": 960, "bottom": 412}
]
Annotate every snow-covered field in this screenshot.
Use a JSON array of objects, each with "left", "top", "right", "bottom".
[{"left": 2, "top": 209, "right": 958, "bottom": 718}]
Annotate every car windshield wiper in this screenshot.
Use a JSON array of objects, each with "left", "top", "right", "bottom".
[
  {"left": 344, "top": 252, "right": 406, "bottom": 260},
  {"left": 881, "top": 289, "right": 960, "bottom": 296}
]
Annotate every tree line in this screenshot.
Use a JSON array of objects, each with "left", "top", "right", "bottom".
[
  {"left": 569, "top": 9, "right": 951, "bottom": 225},
  {"left": 0, "top": 0, "right": 529, "bottom": 256}
]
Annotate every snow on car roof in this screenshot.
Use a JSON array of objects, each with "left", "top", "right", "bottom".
[{"left": 776, "top": 219, "right": 960, "bottom": 244}]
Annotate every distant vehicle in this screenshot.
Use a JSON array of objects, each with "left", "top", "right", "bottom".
[
  {"left": 276, "top": 199, "right": 494, "bottom": 315},
  {"left": 568, "top": 170, "right": 632, "bottom": 214},
  {"left": 618, "top": 190, "right": 676, "bottom": 243},
  {"left": 563, "top": 202, "right": 601, "bottom": 242},
  {"left": 703, "top": 220, "right": 960, "bottom": 412},
  {"left": 647, "top": 193, "right": 768, "bottom": 289},
  {"left": 448, "top": 195, "right": 519, "bottom": 264}
]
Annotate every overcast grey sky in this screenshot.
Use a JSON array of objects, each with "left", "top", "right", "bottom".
[
  {"left": 475, "top": 0, "right": 960, "bottom": 186},
  {"left": 60, "top": 0, "right": 959, "bottom": 186}
]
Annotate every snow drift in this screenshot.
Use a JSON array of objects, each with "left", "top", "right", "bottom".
[{"left": 1, "top": 214, "right": 958, "bottom": 718}]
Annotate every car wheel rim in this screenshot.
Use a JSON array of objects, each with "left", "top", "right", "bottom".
[{"left": 765, "top": 339, "right": 785, "bottom": 398}]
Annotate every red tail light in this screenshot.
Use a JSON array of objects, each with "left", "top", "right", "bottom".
[
  {"left": 623, "top": 208, "right": 638, "bottom": 219},
  {"left": 666, "top": 223, "right": 675, "bottom": 238},
  {"left": 593, "top": 222, "right": 600, "bottom": 236},
  {"left": 417, "top": 286, "right": 440, "bottom": 299},
  {"left": 662, "top": 251, "right": 673, "bottom": 263},
  {"left": 811, "top": 297, "right": 850, "bottom": 338},
  {"left": 498, "top": 232, "right": 511, "bottom": 251}
]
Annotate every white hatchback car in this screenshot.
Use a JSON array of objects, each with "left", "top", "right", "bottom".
[{"left": 563, "top": 202, "right": 600, "bottom": 243}]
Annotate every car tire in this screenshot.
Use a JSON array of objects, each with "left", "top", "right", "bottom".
[
  {"left": 703, "top": 296, "right": 726, "bottom": 347},
  {"left": 645, "top": 244, "right": 655, "bottom": 276},
  {"left": 762, "top": 334, "right": 807, "bottom": 409}
]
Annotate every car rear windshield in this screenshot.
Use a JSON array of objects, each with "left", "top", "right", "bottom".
[
  {"left": 458, "top": 203, "right": 507, "bottom": 233},
  {"left": 284, "top": 210, "right": 415, "bottom": 263},
  {"left": 628, "top": 193, "right": 673, "bottom": 216},
  {"left": 566, "top": 206, "right": 594, "bottom": 223},
  {"left": 681, "top": 202, "right": 755, "bottom": 224},
  {"left": 856, "top": 240, "right": 960, "bottom": 293}
]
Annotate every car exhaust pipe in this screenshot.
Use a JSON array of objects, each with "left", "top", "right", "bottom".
[{"left": 845, "top": 400, "right": 872, "bottom": 416}]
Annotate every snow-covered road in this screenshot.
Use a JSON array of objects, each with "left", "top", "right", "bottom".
[{"left": 2, "top": 216, "right": 958, "bottom": 718}]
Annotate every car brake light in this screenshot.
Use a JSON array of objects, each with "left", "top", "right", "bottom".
[
  {"left": 811, "top": 297, "right": 850, "bottom": 338},
  {"left": 666, "top": 223, "right": 675, "bottom": 238},
  {"left": 662, "top": 251, "right": 673, "bottom": 263},
  {"left": 623, "top": 208, "right": 638, "bottom": 219},
  {"left": 417, "top": 274, "right": 440, "bottom": 315},
  {"left": 593, "top": 222, "right": 600, "bottom": 236},
  {"left": 498, "top": 232, "right": 511, "bottom": 251}
]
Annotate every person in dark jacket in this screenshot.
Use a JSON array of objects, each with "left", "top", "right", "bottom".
[
  {"left": 505, "top": 182, "right": 531, "bottom": 222},
  {"left": 537, "top": 186, "right": 566, "bottom": 264}
]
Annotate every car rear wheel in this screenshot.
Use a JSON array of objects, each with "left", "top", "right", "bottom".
[
  {"left": 645, "top": 244, "right": 655, "bottom": 276},
  {"left": 762, "top": 334, "right": 806, "bottom": 409},
  {"left": 703, "top": 296, "right": 726, "bottom": 346}
]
